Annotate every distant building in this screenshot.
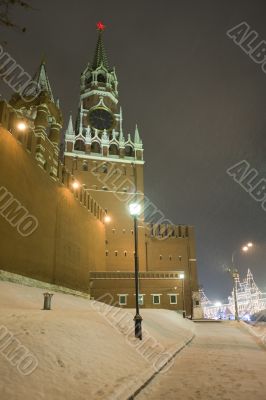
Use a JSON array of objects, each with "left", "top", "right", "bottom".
[
  {"left": 201, "top": 269, "right": 266, "bottom": 319},
  {"left": 0, "top": 24, "right": 199, "bottom": 316}
]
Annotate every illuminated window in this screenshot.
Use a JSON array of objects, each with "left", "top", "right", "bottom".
[
  {"left": 118, "top": 294, "right": 127, "bottom": 305},
  {"left": 169, "top": 294, "right": 177, "bottom": 305},
  {"left": 138, "top": 294, "right": 144, "bottom": 305},
  {"left": 152, "top": 295, "right": 161, "bottom": 305}
]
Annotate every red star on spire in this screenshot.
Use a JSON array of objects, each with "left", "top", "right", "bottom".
[{"left": 97, "top": 21, "right": 105, "bottom": 31}]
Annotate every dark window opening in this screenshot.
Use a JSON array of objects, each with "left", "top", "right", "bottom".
[
  {"left": 91, "top": 142, "right": 101, "bottom": 154},
  {"left": 97, "top": 74, "right": 106, "bottom": 83},
  {"left": 125, "top": 145, "right": 134, "bottom": 157},
  {"left": 109, "top": 144, "right": 119, "bottom": 156},
  {"left": 74, "top": 140, "right": 85, "bottom": 151}
]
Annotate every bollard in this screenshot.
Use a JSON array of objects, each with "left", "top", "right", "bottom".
[
  {"left": 43, "top": 292, "right": 53, "bottom": 310},
  {"left": 183, "top": 310, "right": 186, "bottom": 319}
]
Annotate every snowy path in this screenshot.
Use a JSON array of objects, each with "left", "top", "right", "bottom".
[{"left": 136, "top": 322, "right": 266, "bottom": 400}]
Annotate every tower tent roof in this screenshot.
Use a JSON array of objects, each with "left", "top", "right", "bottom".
[
  {"left": 33, "top": 60, "right": 55, "bottom": 102},
  {"left": 66, "top": 114, "right": 75, "bottom": 136},
  {"left": 91, "top": 28, "right": 110, "bottom": 71}
]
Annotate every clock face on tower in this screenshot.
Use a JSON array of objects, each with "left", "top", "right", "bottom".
[{"left": 88, "top": 108, "right": 114, "bottom": 131}]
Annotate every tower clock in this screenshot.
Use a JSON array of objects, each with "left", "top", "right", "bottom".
[{"left": 88, "top": 108, "right": 114, "bottom": 131}]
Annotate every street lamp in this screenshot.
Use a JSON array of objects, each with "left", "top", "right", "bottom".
[
  {"left": 129, "top": 202, "right": 142, "bottom": 340},
  {"left": 180, "top": 273, "right": 186, "bottom": 318},
  {"left": 104, "top": 214, "right": 111, "bottom": 223},
  {"left": 17, "top": 121, "right": 27, "bottom": 131},
  {"left": 227, "top": 242, "right": 253, "bottom": 321},
  {"left": 71, "top": 180, "right": 80, "bottom": 190}
]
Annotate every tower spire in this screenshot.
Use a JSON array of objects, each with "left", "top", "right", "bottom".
[
  {"left": 33, "top": 59, "right": 55, "bottom": 102},
  {"left": 92, "top": 22, "right": 109, "bottom": 70},
  {"left": 66, "top": 114, "right": 74, "bottom": 135},
  {"left": 134, "top": 124, "right": 141, "bottom": 144}
]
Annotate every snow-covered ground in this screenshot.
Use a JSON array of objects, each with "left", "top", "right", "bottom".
[
  {"left": 136, "top": 321, "right": 266, "bottom": 400},
  {"left": 0, "top": 281, "right": 194, "bottom": 400}
]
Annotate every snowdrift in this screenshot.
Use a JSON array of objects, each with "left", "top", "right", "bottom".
[{"left": 0, "top": 281, "right": 195, "bottom": 400}]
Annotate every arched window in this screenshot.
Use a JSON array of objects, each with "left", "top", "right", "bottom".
[
  {"left": 100, "top": 163, "right": 108, "bottom": 173},
  {"left": 91, "top": 141, "right": 101, "bottom": 154},
  {"left": 86, "top": 76, "right": 92, "bottom": 84},
  {"left": 125, "top": 145, "right": 134, "bottom": 157},
  {"left": 82, "top": 161, "right": 88, "bottom": 171},
  {"left": 74, "top": 140, "right": 85, "bottom": 151},
  {"left": 109, "top": 143, "right": 119, "bottom": 156},
  {"left": 97, "top": 74, "right": 106, "bottom": 83}
]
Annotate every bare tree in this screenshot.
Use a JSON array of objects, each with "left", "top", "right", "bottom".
[{"left": 0, "top": 0, "right": 33, "bottom": 32}]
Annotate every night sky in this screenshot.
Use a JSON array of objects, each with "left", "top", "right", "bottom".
[{"left": 1, "top": 0, "right": 266, "bottom": 302}]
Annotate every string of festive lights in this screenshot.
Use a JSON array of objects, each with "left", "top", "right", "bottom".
[{"left": 201, "top": 269, "right": 266, "bottom": 320}]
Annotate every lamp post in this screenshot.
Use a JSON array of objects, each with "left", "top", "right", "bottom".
[
  {"left": 129, "top": 202, "right": 142, "bottom": 340},
  {"left": 180, "top": 273, "right": 186, "bottom": 318},
  {"left": 227, "top": 242, "right": 253, "bottom": 321}
]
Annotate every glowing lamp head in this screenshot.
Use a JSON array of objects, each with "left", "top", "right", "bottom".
[
  {"left": 242, "top": 246, "right": 248, "bottom": 252},
  {"left": 179, "top": 273, "right": 185, "bottom": 279},
  {"left": 72, "top": 181, "right": 80, "bottom": 190},
  {"left": 129, "top": 203, "right": 141, "bottom": 216},
  {"left": 17, "top": 121, "right": 27, "bottom": 131},
  {"left": 215, "top": 302, "right": 222, "bottom": 307},
  {"left": 104, "top": 215, "right": 111, "bottom": 223},
  {"left": 247, "top": 242, "right": 253, "bottom": 248}
]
